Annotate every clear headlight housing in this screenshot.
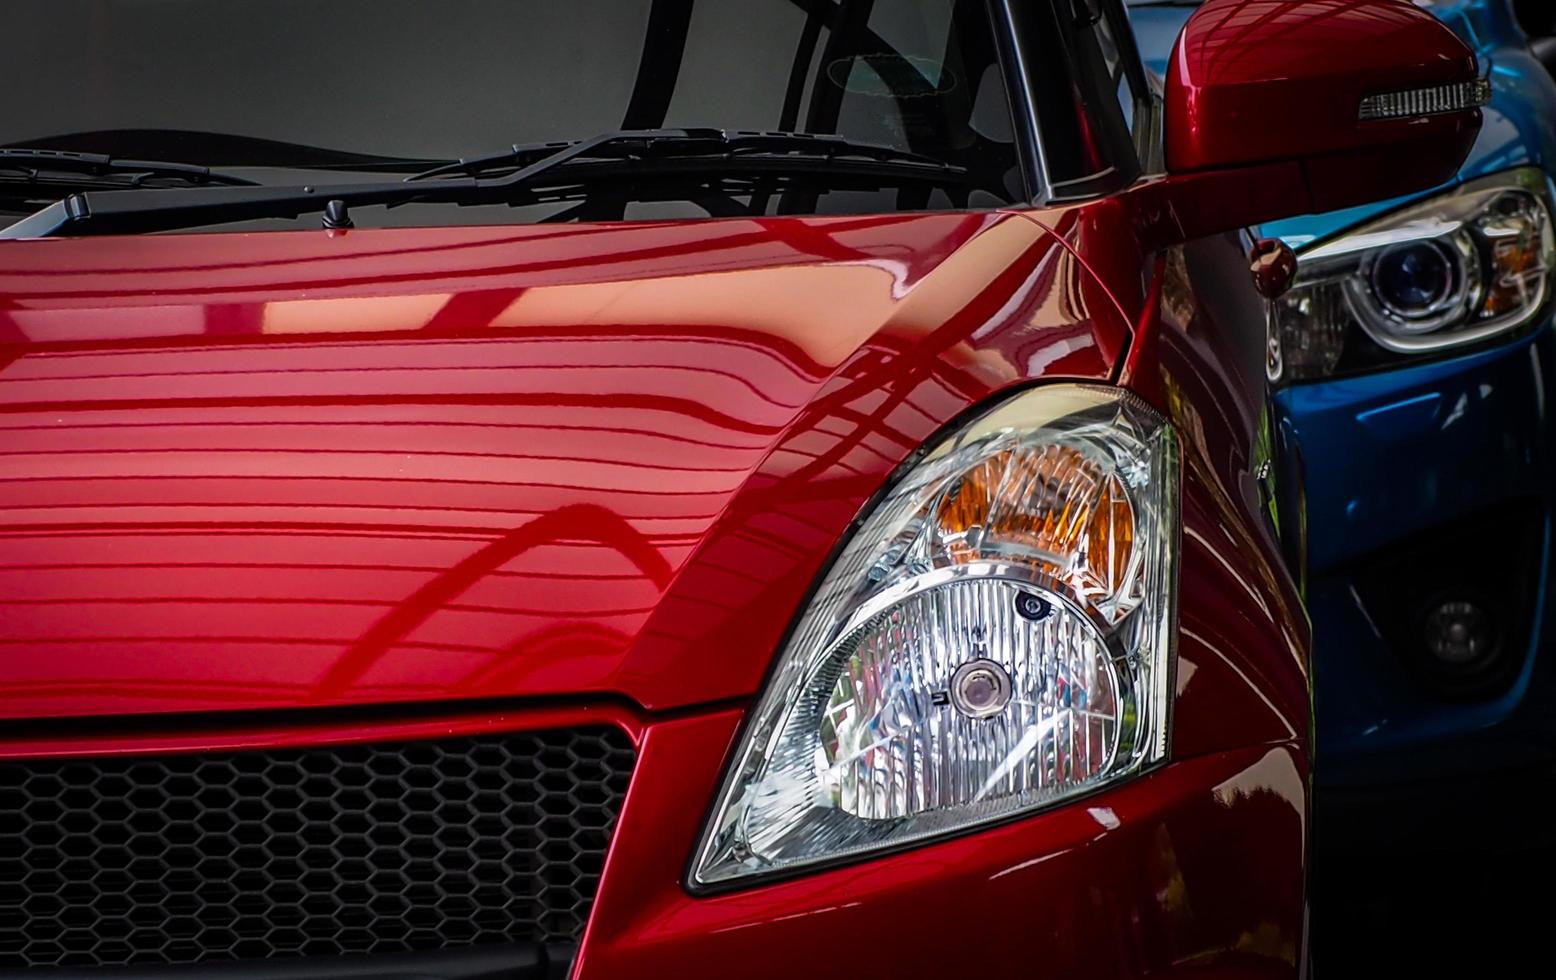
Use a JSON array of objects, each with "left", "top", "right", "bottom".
[
  {"left": 690, "top": 385, "right": 1178, "bottom": 887},
  {"left": 1270, "top": 168, "right": 1554, "bottom": 383}
]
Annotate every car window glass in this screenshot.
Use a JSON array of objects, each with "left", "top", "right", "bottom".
[{"left": 1, "top": 0, "right": 1017, "bottom": 185}]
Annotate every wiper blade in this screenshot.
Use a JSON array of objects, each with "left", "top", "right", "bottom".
[
  {"left": 4, "top": 129, "right": 444, "bottom": 172},
  {"left": 0, "top": 129, "right": 968, "bottom": 238},
  {"left": 0, "top": 148, "right": 258, "bottom": 187},
  {"left": 404, "top": 128, "right": 957, "bottom": 182}
]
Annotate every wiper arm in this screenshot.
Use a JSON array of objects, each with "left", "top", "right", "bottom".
[
  {"left": 0, "top": 129, "right": 967, "bottom": 238},
  {"left": 0, "top": 148, "right": 258, "bottom": 187}
]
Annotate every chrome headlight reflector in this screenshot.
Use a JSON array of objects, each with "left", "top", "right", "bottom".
[
  {"left": 691, "top": 385, "right": 1179, "bottom": 887},
  {"left": 1271, "top": 168, "right": 1554, "bottom": 382}
]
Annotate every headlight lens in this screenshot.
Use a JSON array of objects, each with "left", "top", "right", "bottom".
[
  {"left": 691, "top": 385, "right": 1178, "bottom": 887},
  {"left": 1271, "top": 168, "right": 1554, "bottom": 383},
  {"left": 1370, "top": 240, "right": 1461, "bottom": 321}
]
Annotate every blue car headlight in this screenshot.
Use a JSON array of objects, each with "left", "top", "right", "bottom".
[{"left": 1270, "top": 168, "right": 1555, "bottom": 383}]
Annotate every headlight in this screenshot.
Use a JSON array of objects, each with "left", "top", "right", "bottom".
[
  {"left": 690, "top": 385, "right": 1178, "bottom": 888},
  {"left": 1270, "top": 168, "right": 1554, "bottom": 383}
]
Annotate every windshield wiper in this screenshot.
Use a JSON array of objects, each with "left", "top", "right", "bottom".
[
  {"left": 3, "top": 130, "right": 448, "bottom": 173},
  {"left": 0, "top": 129, "right": 968, "bottom": 238},
  {"left": 0, "top": 148, "right": 258, "bottom": 188},
  {"left": 402, "top": 129, "right": 959, "bottom": 182}
]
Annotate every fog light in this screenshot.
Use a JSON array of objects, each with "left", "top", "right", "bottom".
[{"left": 1423, "top": 600, "right": 1492, "bottom": 666}]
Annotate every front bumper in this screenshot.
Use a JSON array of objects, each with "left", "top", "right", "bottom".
[
  {"left": 580, "top": 710, "right": 1306, "bottom": 979},
  {"left": 1, "top": 704, "right": 1307, "bottom": 980},
  {"left": 1276, "top": 327, "right": 1556, "bottom": 793}
]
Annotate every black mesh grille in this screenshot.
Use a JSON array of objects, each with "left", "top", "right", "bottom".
[{"left": 0, "top": 727, "right": 634, "bottom": 970}]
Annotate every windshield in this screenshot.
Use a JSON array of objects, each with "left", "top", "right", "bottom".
[{"left": 0, "top": 0, "right": 1022, "bottom": 226}]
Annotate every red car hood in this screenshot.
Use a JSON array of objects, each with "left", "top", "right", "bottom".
[{"left": 0, "top": 213, "right": 1126, "bottom": 721}]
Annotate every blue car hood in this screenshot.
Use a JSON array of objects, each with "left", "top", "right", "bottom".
[{"left": 1127, "top": 0, "right": 1552, "bottom": 248}]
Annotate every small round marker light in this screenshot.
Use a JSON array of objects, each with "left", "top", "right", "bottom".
[
  {"left": 1015, "top": 591, "right": 1051, "bottom": 621},
  {"left": 949, "top": 659, "right": 1013, "bottom": 720}
]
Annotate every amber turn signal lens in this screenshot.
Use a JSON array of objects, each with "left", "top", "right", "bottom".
[
  {"left": 1482, "top": 229, "right": 1545, "bottom": 318},
  {"left": 934, "top": 444, "right": 1136, "bottom": 606}
]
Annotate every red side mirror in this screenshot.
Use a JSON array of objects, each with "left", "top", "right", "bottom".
[{"left": 1166, "top": 0, "right": 1484, "bottom": 215}]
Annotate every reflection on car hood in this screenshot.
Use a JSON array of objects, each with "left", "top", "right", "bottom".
[{"left": 0, "top": 212, "right": 1124, "bottom": 721}]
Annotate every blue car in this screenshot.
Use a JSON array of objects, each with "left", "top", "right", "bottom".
[{"left": 1130, "top": 0, "right": 1556, "bottom": 853}]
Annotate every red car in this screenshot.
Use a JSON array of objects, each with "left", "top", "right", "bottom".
[{"left": 0, "top": 1, "right": 1481, "bottom": 977}]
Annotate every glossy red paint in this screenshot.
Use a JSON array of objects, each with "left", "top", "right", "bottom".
[
  {"left": 1166, "top": 0, "right": 1481, "bottom": 212},
  {"left": 0, "top": 213, "right": 1126, "bottom": 721},
  {"left": 583, "top": 710, "right": 1305, "bottom": 978},
  {"left": 6, "top": 0, "right": 1505, "bottom": 968},
  {"left": 0, "top": 196, "right": 1313, "bottom": 977},
  {"left": 0, "top": 699, "right": 646, "bottom": 763},
  {"left": 1149, "top": 235, "right": 1311, "bottom": 761},
  {"left": 0, "top": 184, "right": 1314, "bottom": 972}
]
